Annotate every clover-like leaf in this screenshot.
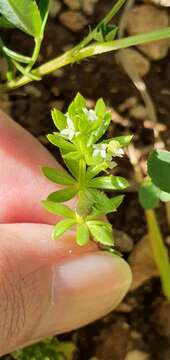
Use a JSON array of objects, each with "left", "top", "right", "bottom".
[
  {"left": 42, "top": 166, "right": 76, "bottom": 185},
  {"left": 52, "top": 219, "right": 76, "bottom": 240},
  {"left": 42, "top": 200, "right": 75, "bottom": 218},
  {"left": 76, "top": 223, "right": 90, "bottom": 246},
  {"left": 148, "top": 149, "right": 170, "bottom": 194},
  {"left": 139, "top": 180, "right": 160, "bottom": 210}
]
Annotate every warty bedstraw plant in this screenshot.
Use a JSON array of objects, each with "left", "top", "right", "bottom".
[{"left": 42, "top": 93, "right": 132, "bottom": 248}]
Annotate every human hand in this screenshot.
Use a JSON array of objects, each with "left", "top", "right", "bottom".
[{"left": 0, "top": 110, "right": 132, "bottom": 356}]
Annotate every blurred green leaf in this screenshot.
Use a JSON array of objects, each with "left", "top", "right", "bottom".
[
  {"left": 12, "top": 337, "right": 76, "bottom": 360},
  {"left": 159, "top": 190, "right": 170, "bottom": 202},
  {"left": 42, "top": 166, "right": 76, "bottom": 185},
  {"left": 89, "top": 175, "right": 129, "bottom": 190},
  {"left": 52, "top": 219, "right": 76, "bottom": 240},
  {"left": 148, "top": 149, "right": 170, "bottom": 194},
  {"left": 47, "top": 133, "right": 75, "bottom": 151},
  {"left": 0, "top": 14, "right": 14, "bottom": 27},
  {"left": 76, "top": 223, "right": 89, "bottom": 246},
  {"left": 48, "top": 187, "right": 78, "bottom": 202},
  {"left": 51, "top": 108, "right": 67, "bottom": 131},
  {"left": 0, "top": 0, "right": 42, "bottom": 36},
  {"left": 39, "top": 0, "right": 50, "bottom": 34},
  {"left": 139, "top": 180, "right": 160, "bottom": 210},
  {"left": 87, "top": 220, "right": 113, "bottom": 246},
  {"left": 42, "top": 200, "right": 75, "bottom": 218}
]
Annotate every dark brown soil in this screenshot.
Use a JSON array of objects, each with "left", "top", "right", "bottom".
[{"left": 1, "top": 1, "right": 170, "bottom": 359}]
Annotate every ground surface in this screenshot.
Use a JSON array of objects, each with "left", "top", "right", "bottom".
[{"left": 1, "top": 0, "right": 170, "bottom": 359}]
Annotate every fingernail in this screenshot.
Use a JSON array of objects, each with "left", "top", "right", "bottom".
[{"left": 40, "top": 252, "right": 132, "bottom": 336}]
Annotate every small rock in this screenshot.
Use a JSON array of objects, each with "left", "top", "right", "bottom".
[
  {"left": 129, "top": 105, "right": 148, "bottom": 120},
  {"left": 49, "top": 0, "right": 62, "bottom": 17},
  {"left": 125, "top": 350, "right": 150, "bottom": 360},
  {"left": 118, "top": 49, "right": 150, "bottom": 77},
  {"left": 128, "top": 235, "right": 158, "bottom": 290},
  {"left": 114, "top": 229, "right": 134, "bottom": 253},
  {"left": 126, "top": 5, "right": 170, "bottom": 60},
  {"left": 64, "top": 0, "right": 81, "bottom": 10},
  {"left": 59, "top": 10, "right": 87, "bottom": 31},
  {"left": 83, "top": 0, "right": 99, "bottom": 15}
]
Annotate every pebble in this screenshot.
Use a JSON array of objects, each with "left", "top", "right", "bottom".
[
  {"left": 114, "top": 229, "right": 134, "bottom": 253},
  {"left": 117, "top": 49, "right": 150, "bottom": 77},
  {"left": 63, "top": 0, "right": 81, "bottom": 10},
  {"left": 128, "top": 235, "right": 158, "bottom": 290},
  {"left": 129, "top": 105, "right": 148, "bottom": 120},
  {"left": 49, "top": 0, "right": 62, "bottom": 17},
  {"left": 125, "top": 350, "right": 150, "bottom": 360},
  {"left": 59, "top": 10, "right": 88, "bottom": 31},
  {"left": 126, "top": 5, "right": 170, "bottom": 60}
]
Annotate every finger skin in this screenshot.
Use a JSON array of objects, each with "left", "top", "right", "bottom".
[
  {"left": 0, "top": 110, "right": 60, "bottom": 224},
  {"left": 0, "top": 223, "right": 132, "bottom": 356}
]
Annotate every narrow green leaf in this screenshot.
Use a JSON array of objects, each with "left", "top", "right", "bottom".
[
  {"left": 52, "top": 219, "right": 76, "bottom": 240},
  {"left": 63, "top": 151, "right": 81, "bottom": 161},
  {"left": 0, "top": 0, "right": 42, "bottom": 37},
  {"left": 42, "top": 200, "right": 75, "bottom": 218},
  {"left": 42, "top": 166, "right": 76, "bottom": 185},
  {"left": 89, "top": 175, "right": 129, "bottom": 190},
  {"left": 39, "top": 0, "right": 50, "bottom": 34},
  {"left": 51, "top": 108, "right": 67, "bottom": 131},
  {"left": 95, "top": 98, "right": 106, "bottom": 117},
  {"left": 48, "top": 187, "right": 78, "bottom": 202},
  {"left": 146, "top": 209, "right": 170, "bottom": 300},
  {"left": 148, "top": 149, "right": 170, "bottom": 194},
  {"left": 87, "top": 220, "right": 114, "bottom": 246},
  {"left": 76, "top": 223, "right": 90, "bottom": 246},
  {"left": 47, "top": 133, "right": 75, "bottom": 151},
  {"left": 92, "top": 112, "right": 111, "bottom": 143},
  {"left": 103, "top": 135, "right": 133, "bottom": 147},
  {"left": 86, "top": 162, "right": 108, "bottom": 180}
]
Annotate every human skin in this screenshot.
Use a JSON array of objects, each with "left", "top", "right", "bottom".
[{"left": 0, "top": 110, "right": 132, "bottom": 355}]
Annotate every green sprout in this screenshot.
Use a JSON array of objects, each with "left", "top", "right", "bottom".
[{"left": 42, "top": 93, "right": 132, "bottom": 249}]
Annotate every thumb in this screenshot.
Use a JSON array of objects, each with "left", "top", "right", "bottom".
[{"left": 0, "top": 223, "right": 132, "bottom": 356}]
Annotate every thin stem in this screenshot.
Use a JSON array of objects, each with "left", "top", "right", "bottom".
[
  {"left": 4, "top": 27, "right": 170, "bottom": 91},
  {"left": 26, "top": 37, "right": 42, "bottom": 72},
  {"left": 165, "top": 202, "right": 170, "bottom": 228},
  {"left": 146, "top": 209, "right": 170, "bottom": 300},
  {"left": 79, "top": 0, "right": 127, "bottom": 49}
]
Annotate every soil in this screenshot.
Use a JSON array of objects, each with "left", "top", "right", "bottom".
[{"left": 1, "top": 0, "right": 170, "bottom": 359}]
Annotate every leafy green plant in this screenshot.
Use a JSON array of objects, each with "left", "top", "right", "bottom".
[
  {"left": 42, "top": 93, "right": 132, "bottom": 248},
  {"left": 12, "top": 337, "right": 76, "bottom": 360}
]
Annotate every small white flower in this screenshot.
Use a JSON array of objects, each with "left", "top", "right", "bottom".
[
  {"left": 93, "top": 143, "right": 107, "bottom": 159},
  {"left": 114, "top": 148, "right": 124, "bottom": 158},
  {"left": 60, "top": 115, "right": 76, "bottom": 141},
  {"left": 83, "top": 108, "right": 97, "bottom": 122}
]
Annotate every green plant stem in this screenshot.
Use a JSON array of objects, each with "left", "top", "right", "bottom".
[
  {"left": 4, "top": 27, "right": 170, "bottom": 91},
  {"left": 146, "top": 209, "right": 170, "bottom": 300},
  {"left": 26, "top": 37, "right": 42, "bottom": 72}
]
